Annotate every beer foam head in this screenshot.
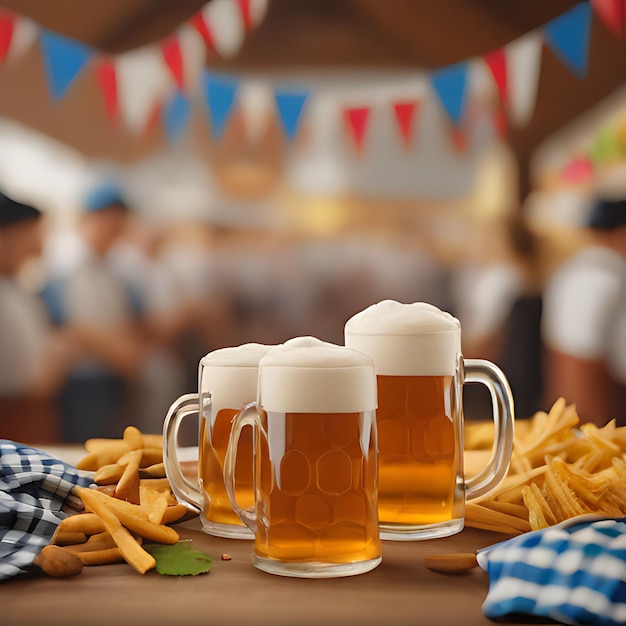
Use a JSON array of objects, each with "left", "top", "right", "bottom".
[
  {"left": 259, "top": 336, "right": 377, "bottom": 413},
  {"left": 344, "top": 300, "right": 461, "bottom": 376},
  {"left": 200, "top": 343, "right": 273, "bottom": 411}
]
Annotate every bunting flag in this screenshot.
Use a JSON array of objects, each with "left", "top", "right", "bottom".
[
  {"left": 161, "top": 37, "right": 185, "bottom": 89},
  {"left": 591, "top": 0, "right": 626, "bottom": 36},
  {"left": 505, "top": 32, "right": 543, "bottom": 128},
  {"left": 39, "top": 30, "right": 92, "bottom": 99},
  {"left": 343, "top": 107, "right": 370, "bottom": 152},
  {"left": 176, "top": 24, "right": 206, "bottom": 90},
  {"left": 484, "top": 48, "right": 508, "bottom": 105},
  {"left": 1, "top": 13, "right": 36, "bottom": 64},
  {"left": 202, "top": 71, "right": 238, "bottom": 138},
  {"left": 199, "top": 0, "right": 246, "bottom": 58},
  {"left": 393, "top": 101, "right": 420, "bottom": 148},
  {"left": 239, "top": 80, "right": 273, "bottom": 144},
  {"left": 116, "top": 46, "right": 173, "bottom": 134},
  {"left": 543, "top": 2, "right": 592, "bottom": 78},
  {"left": 163, "top": 91, "right": 191, "bottom": 141},
  {"left": 190, "top": 12, "right": 215, "bottom": 50},
  {"left": 0, "top": 10, "right": 14, "bottom": 62},
  {"left": 95, "top": 59, "right": 118, "bottom": 123},
  {"left": 275, "top": 90, "right": 308, "bottom": 140},
  {"left": 430, "top": 62, "right": 469, "bottom": 126}
]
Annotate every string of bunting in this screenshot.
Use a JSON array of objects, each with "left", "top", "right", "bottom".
[{"left": 0, "top": 1, "right": 622, "bottom": 151}]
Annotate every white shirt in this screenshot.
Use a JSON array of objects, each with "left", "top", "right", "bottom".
[
  {"left": 0, "top": 277, "right": 49, "bottom": 395},
  {"left": 542, "top": 245, "right": 626, "bottom": 383}
]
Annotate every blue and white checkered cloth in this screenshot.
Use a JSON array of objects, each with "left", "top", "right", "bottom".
[
  {"left": 0, "top": 440, "right": 93, "bottom": 580},
  {"left": 477, "top": 515, "right": 626, "bottom": 626}
]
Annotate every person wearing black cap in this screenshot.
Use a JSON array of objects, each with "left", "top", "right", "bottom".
[
  {"left": 0, "top": 190, "right": 73, "bottom": 442},
  {"left": 40, "top": 180, "right": 146, "bottom": 442},
  {"left": 542, "top": 196, "right": 626, "bottom": 426}
]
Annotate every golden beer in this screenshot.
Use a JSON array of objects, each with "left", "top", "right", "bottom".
[
  {"left": 199, "top": 408, "right": 254, "bottom": 527},
  {"left": 254, "top": 411, "right": 380, "bottom": 564}
]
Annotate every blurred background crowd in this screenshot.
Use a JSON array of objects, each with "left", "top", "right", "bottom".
[{"left": 0, "top": 0, "right": 625, "bottom": 443}]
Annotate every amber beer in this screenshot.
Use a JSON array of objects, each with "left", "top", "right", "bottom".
[
  {"left": 375, "top": 374, "right": 459, "bottom": 526},
  {"left": 163, "top": 343, "right": 272, "bottom": 540},
  {"left": 345, "top": 300, "right": 514, "bottom": 541},
  {"left": 224, "top": 337, "right": 381, "bottom": 578}
]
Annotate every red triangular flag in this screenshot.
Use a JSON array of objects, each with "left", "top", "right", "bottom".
[
  {"left": 237, "top": 0, "right": 253, "bottom": 29},
  {"left": 392, "top": 101, "right": 420, "bottom": 148},
  {"left": 591, "top": 0, "right": 626, "bottom": 36},
  {"left": 344, "top": 107, "right": 370, "bottom": 152},
  {"left": 0, "top": 11, "right": 14, "bottom": 63},
  {"left": 95, "top": 59, "right": 119, "bottom": 123},
  {"left": 162, "top": 36, "right": 184, "bottom": 89},
  {"left": 484, "top": 48, "right": 508, "bottom": 105},
  {"left": 190, "top": 13, "right": 215, "bottom": 50}
]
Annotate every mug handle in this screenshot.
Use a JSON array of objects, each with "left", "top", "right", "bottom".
[
  {"left": 162, "top": 393, "right": 203, "bottom": 514},
  {"left": 463, "top": 358, "right": 515, "bottom": 499},
  {"left": 223, "top": 401, "right": 259, "bottom": 533}
]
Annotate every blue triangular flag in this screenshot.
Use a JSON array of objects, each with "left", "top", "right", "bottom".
[
  {"left": 275, "top": 90, "right": 308, "bottom": 140},
  {"left": 39, "top": 30, "right": 92, "bottom": 100},
  {"left": 543, "top": 2, "right": 591, "bottom": 79},
  {"left": 163, "top": 91, "right": 191, "bottom": 142},
  {"left": 202, "top": 71, "right": 238, "bottom": 138},
  {"left": 430, "top": 62, "right": 468, "bottom": 126}
]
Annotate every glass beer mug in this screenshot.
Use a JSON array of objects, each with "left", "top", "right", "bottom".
[
  {"left": 345, "top": 300, "right": 514, "bottom": 541},
  {"left": 163, "top": 343, "right": 272, "bottom": 539},
  {"left": 224, "top": 337, "right": 382, "bottom": 578}
]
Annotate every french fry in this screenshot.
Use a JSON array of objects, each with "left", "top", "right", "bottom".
[
  {"left": 52, "top": 530, "right": 88, "bottom": 546},
  {"left": 77, "top": 547, "right": 124, "bottom": 566},
  {"left": 123, "top": 425, "right": 144, "bottom": 450},
  {"left": 114, "top": 449, "right": 142, "bottom": 504},
  {"left": 161, "top": 504, "right": 189, "bottom": 525},
  {"left": 84, "top": 488, "right": 179, "bottom": 544},
  {"left": 58, "top": 513, "right": 106, "bottom": 536},
  {"left": 139, "top": 463, "right": 166, "bottom": 478},
  {"left": 75, "top": 487, "right": 155, "bottom": 574},
  {"left": 94, "top": 462, "right": 127, "bottom": 485},
  {"left": 63, "top": 532, "right": 117, "bottom": 553},
  {"left": 140, "top": 487, "right": 170, "bottom": 525},
  {"left": 465, "top": 398, "right": 626, "bottom": 535},
  {"left": 76, "top": 441, "right": 131, "bottom": 471}
]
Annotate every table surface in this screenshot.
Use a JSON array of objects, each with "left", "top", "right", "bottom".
[
  {"left": 2, "top": 521, "right": 531, "bottom": 626},
  {"left": 1, "top": 446, "right": 534, "bottom": 626}
]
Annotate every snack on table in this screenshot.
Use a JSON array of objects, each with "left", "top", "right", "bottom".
[
  {"left": 465, "top": 398, "right": 626, "bottom": 534},
  {"left": 50, "top": 426, "right": 188, "bottom": 575}
]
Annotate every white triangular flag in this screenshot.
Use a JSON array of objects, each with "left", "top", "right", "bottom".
[
  {"left": 505, "top": 31, "right": 543, "bottom": 128},
  {"left": 249, "top": 0, "right": 269, "bottom": 27},
  {"left": 116, "top": 46, "right": 173, "bottom": 134},
  {"left": 204, "top": 0, "right": 245, "bottom": 58},
  {"left": 177, "top": 24, "right": 206, "bottom": 92},
  {"left": 239, "top": 80, "right": 273, "bottom": 144},
  {"left": 7, "top": 16, "right": 37, "bottom": 62}
]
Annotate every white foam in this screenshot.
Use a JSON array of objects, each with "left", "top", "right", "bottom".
[
  {"left": 344, "top": 300, "right": 461, "bottom": 376},
  {"left": 259, "top": 336, "right": 377, "bottom": 413},
  {"left": 200, "top": 343, "right": 273, "bottom": 417}
]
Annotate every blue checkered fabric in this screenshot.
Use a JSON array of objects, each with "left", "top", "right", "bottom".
[
  {"left": 0, "top": 440, "right": 93, "bottom": 580},
  {"left": 477, "top": 516, "right": 626, "bottom": 626}
]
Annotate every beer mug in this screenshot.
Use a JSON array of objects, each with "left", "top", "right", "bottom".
[
  {"left": 224, "top": 337, "right": 382, "bottom": 578},
  {"left": 345, "top": 300, "right": 514, "bottom": 541},
  {"left": 163, "top": 343, "right": 272, "bottom": 539}
]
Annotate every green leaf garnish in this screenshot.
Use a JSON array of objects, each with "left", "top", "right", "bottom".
[{"left": 144, "top": 540, "right": 212, "bottom": 576}]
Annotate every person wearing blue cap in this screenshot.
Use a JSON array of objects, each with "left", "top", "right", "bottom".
[
  {"left": 0, "top": 190, "right": 74, "bottom": 442},
  {"left": 542, "top": 195, "right": 626, "bottom": 426},
  {"left": 40, "top": 180, "right": 146, "bottom": 442}
]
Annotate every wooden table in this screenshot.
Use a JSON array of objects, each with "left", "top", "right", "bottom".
[{"left": 1, "top": 518, "right": 529, "bottom": 626}]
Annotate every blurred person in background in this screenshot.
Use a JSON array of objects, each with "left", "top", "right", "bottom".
[
  {"left": 108, "top": 216, "right": 190, "bottom": 433},
  {"left": 453, "top": 212, "right": 544, "bottom": 419},
  {"left": 41, "top": 181, "right": 146, "bottom": 441},
  {"left": 0, "top": 190, "right": 74, "bottom": 442},
  {"left": 542, "top": 197, "right": 626, "bottom": 426}
]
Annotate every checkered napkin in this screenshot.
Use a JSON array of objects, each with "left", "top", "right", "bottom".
[
  {"left": 477, "top": 515, "right": 626, "bottom": 626},
  {"left": 0, "top": 440, "right": 93, "bottom": 580}
]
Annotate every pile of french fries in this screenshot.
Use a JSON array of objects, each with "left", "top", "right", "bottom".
[
  {"left": 465, "top": 397, "right": 626, "bottom": 535},
  {"left": 52, "top": 426, "right": 188, "bottom": 574}
]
